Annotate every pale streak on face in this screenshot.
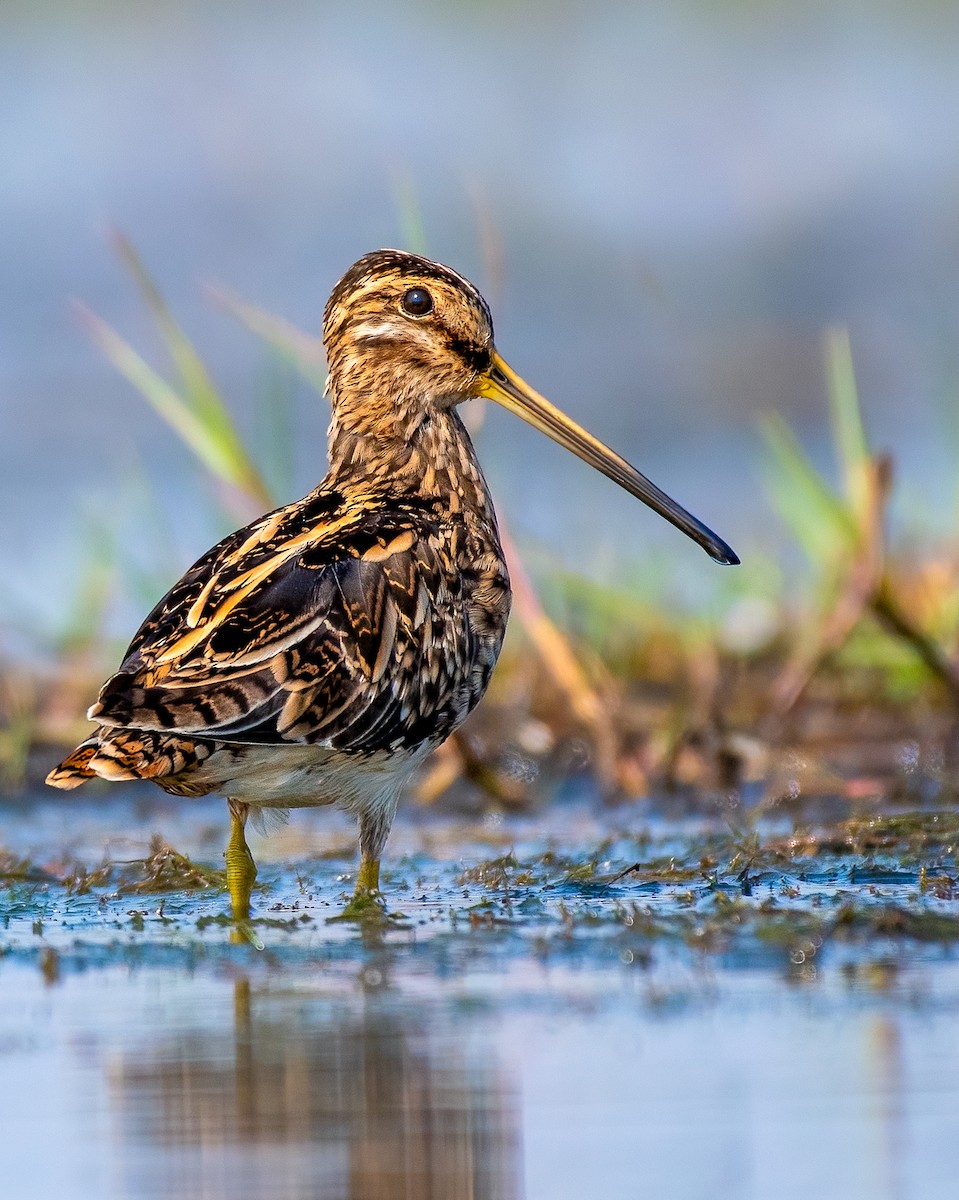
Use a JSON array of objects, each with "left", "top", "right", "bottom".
[{"left": 350, "top": 318, "right": 409, "bottom": 343}]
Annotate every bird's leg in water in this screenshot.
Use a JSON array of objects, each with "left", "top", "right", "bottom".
[
  {"left": 355, "top": 854, "right": 380, "bottom": 896},
  {"left": 225, "top": 798, "right": 257, "bottom": 922},
  {"left": 338, "top": 807, "right": 390, "bottom": 918}
]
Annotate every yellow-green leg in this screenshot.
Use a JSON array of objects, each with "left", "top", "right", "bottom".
[
  {"left": 225, "top": 799, "right": 257, "bottom": 922},
  {"left": 355, "top": 854, "right": 380, "bottom": 897},
  {"left": 333, "top": 853, "right": 384, "bottom": 920},
  {"left": 328, "top": 808, "right": 394, "bottom": 922}
]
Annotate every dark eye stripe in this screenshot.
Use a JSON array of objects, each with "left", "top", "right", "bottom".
[
  {"left": 446, "top": 337, "right": 491, "bottom": 374},
  {"left": 401, "top": 287, "right": 433, "bottom": 317}
]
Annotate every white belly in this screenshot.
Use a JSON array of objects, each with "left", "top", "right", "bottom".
[{"left": 169, "top": 740, "right": 431, "bottom": 821}]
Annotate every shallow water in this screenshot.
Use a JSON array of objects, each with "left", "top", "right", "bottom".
[{"left": 1, "top": 792, "right": 958, "bottom": 1198}]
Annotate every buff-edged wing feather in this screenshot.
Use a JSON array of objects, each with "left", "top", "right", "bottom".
[
  {"left": 116, "top": 488, "right": 347, "bottom": 666},
  {"left": 83, "top": 488, "right": 492, "bottom": 762}
]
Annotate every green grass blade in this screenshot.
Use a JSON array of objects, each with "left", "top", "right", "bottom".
[
  {"left": 112, "top": 232, "right": 230, "bottom": 425},
  {"left": 825, "top": 327, "right": 871, "bottom": 518},
  {"left": 110, "top": 233, "right": 273, "bottom": 508},
  {"left": 207, "top": 283, "right": 327, "bottom": 392},
  {"left": 760, "top": 411, "right": 857, "bottom": 562},
  {"left": 78, "top": 304, "right": 271, "bottom": 506}
]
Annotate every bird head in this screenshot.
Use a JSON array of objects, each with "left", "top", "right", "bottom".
[{"left": 324, "top": 249, "right": 738, "bottom": 565}]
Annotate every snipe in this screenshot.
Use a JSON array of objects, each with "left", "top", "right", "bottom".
[{"left": 47, "top": 249, "right": 738, "bottom": 923}]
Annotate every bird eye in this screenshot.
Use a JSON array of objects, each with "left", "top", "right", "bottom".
[{"left": 401, "top": 287, "right": 433, "bottom": 317}]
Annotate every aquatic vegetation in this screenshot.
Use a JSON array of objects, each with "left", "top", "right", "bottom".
[
  {"left": 2, "top": 803, "right": 957, "bottom": 974},
  {"left": 0, "top": 835, "right": 225, "bottom": 901}
]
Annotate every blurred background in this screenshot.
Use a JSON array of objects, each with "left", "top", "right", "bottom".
[
  {"left": 6, "top": 11, "right": 959, "bottom": 1196},
  {"left": 5, "top": 0, "right": 959, "bottom": 647}
]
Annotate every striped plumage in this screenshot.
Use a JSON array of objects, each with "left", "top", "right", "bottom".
[{"left": 48, "top": 249, "right": 737, "bottom": 921}]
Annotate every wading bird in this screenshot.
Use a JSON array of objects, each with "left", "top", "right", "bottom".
[{"left": 47, "top": 250, "right": 738, "bottom": 922}]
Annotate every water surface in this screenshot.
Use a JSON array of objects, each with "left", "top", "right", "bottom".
[{"left": 1, "top": 792, "right": 957, "bottom": 1198}]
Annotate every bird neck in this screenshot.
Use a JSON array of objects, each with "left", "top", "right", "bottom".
[{"left": 326, "top": 401, "right": 497, "bottom": 518}]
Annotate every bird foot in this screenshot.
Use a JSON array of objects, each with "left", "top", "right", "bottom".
[{"left": 331, "top": 886, "right": 388, "bottom": 923}]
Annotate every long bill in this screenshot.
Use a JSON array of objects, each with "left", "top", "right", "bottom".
[{"left": 475, "top": 352, "right": 739, "bottom": 566}]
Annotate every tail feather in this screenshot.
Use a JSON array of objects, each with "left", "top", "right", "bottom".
[
  {"left": 46, "top": 740, "right": 99, "bottom": 789},
  {"left": 46, "top": 728, "right": 212, "bottom": 790}
]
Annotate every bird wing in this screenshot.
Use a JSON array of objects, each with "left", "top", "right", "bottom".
[{"left": 90, "top": 489, "right": 475, "bottom": 754}]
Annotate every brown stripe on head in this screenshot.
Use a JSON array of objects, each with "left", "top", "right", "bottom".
[{"left": 323, "top": 249, "right": 493, "bottom": 342}]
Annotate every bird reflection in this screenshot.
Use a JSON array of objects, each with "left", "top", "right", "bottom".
[{"left": 110, "top": 974, "right": 521, "bottom": 1200}]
